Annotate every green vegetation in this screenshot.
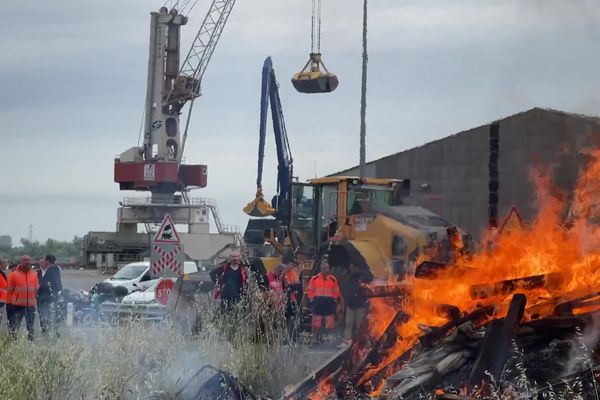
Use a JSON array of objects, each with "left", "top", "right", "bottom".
[
  {"left": 0, "top": 236, "right": 83, "bottom": 262},
  {"left": 0, "top": 278, "right": 310, "bottom": 400}
]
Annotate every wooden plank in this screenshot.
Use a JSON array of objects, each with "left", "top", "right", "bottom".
[
  {"left": 524, "top": 315, "right": 589, "bottom": 329},
  {"left": 350, "top": 311, "right": 410, "bottom": 383},
  {"left": 470, "top": 273, "right": 562, "bottom": 299},
  {"left": 360, "top": 283, "right": 412, "bottom": 298},
  {"left": 415, "top": 261, "right": 476, "bottom": 279},
  {"left": 435, "top": 394, "right": 477, "bottom": 400},
  {"left": 419, "top": 305, "right": 495, "bottom": 348},
  {"left": 467, "top": 294, "right": 526, "bottom": 388},
  {"left": 283, "top": 346, "right": 351, "bottom": 400}
]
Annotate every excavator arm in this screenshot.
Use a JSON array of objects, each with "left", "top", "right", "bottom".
[{"left": 244, "top": 57, "right": 293, "bottom": 217}]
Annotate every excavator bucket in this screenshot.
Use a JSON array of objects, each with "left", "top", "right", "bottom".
[
  {"left": 292, "top": 53, "right": 339, "bottom": 94},
  {"left": 243, "top": 188, "right": 277, "bottom": 217}
]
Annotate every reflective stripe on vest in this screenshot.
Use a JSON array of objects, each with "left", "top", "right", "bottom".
[{"left": 308, "top": 274, "right": 340, "bottom": 300}]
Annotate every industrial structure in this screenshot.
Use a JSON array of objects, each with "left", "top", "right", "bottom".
[
  {"left": 85, "top": 3, "right": 240, "bottom": 269},
  {"left": 334, "top": 108, "right": 600, "bottom": 239}
]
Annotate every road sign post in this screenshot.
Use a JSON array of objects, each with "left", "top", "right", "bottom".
[
  {"left": 155, "top": 278, "right": 175, "bottom": 305},
  {"left": 151, "top": 213, "right": 185, "bottom": 277}
]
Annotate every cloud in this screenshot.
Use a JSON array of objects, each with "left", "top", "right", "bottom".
[{"left": 2, "top": 0, "right": 600, "bottom": 242}]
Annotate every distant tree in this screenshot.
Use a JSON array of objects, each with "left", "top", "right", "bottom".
[
  {"left": 0, "top": 235, "right": 12, "bottom": 249},
  {"left": 0, "top": 237, "right": 82, "bottom": 263}
]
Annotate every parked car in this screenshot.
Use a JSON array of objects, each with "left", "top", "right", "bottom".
[
  {"left": 103, "top": 261, "right": 198, "bottom": 293},
  {"left": 101, "top": 278, "right": 171, "bottom": 322}
]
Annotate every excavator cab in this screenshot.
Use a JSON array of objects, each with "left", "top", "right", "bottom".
[{"left": 292, "top": 53, "right": 339, "bottom": 94}]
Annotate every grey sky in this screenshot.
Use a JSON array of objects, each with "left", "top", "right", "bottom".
[{"left": 1, "top": 0, "right": 600, "bottom": 242}]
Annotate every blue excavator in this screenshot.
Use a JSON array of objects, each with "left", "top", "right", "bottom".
[{"left": 244, "top": 57, "right": 293, "bottom": 220}]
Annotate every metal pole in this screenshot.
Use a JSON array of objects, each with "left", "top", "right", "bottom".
[{"left": 359, "top": 0, "right": 368, "bottom": 178}]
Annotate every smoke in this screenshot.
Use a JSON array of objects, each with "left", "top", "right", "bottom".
[{"left": 564, "top": 313, "right": 600, "bottom": 377}]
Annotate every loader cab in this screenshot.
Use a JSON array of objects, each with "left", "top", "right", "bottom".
[
  {"left": 289, "top": 177, "right": 408, "bottom": 253},
  {"left": 289, "top": 181, "right": 340, "bottom": 253}
]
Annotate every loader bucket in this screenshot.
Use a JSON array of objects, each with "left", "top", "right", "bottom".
[
  {"left": 243, "top": 189, "right": 276, "bottom": 217},
  {"left": 292, "top": 72, "right": 339, "bottom": 94}
]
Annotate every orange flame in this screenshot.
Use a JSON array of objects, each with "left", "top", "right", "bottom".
[
  {"left": 357, "top": 147, "right": 600, "bottom": 392},
  {"left": 308, "top": 376, "right": 335, "bottom": 400}
]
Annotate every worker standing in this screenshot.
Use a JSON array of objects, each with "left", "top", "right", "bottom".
[
  {"left": 0, "top": 257, "right": 9, "bottom": 327},
  {"left": 7, "top": 255, "right": 39, "bottom": 340},
  {"left": 267, "top": 264, "right": 285, "bottom": 309},
  {"left": 307, "top": 260, "right": 340, "bottom": 344},
  {"left": 341, "top": 263, "right": 373, "bottom": 342},
  {"left": 210, "top": 251, "right": 249, "bottom": 311},
  {"left": 37, "top": 254, "right": 63, "bottom": 336},
  {"left": 283, "top": 262, "right": 302, "bottom": 340}
]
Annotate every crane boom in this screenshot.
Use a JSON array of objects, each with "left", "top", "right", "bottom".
[{"left": 165, "top": 0, "right": 237, "bottom": 111}]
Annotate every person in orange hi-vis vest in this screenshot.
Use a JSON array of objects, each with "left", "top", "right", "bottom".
[
  {"left": 307, "top": 259, "right": 340, "bottom": 344},
  {"left": 0, "top": 256, "right": 9, "bottom": 327},
  {"left": 7, "top": 255, "right": 39, "bottom": 341}
]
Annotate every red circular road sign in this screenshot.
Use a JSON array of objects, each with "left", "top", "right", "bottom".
[{"left": 155, "top": 279, "right": 175, "bottom": 306}]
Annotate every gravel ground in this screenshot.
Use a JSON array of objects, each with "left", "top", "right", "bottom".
[{"left": 61, "top": 268, "right": 108, "bottom": 292}]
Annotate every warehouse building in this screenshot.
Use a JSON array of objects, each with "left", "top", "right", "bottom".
[{"left": 334, "top": 108, "right": 600, "bottom": 240}]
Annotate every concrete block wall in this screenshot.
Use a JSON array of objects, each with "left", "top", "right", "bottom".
[{"left": 331, "top": 108, "right": 600, "bottom": 241}]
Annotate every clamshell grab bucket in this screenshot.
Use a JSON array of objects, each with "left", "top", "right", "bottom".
[
  {"left": 292, "top": 72, "right": 339, "bottom": 94},
  {"left": 292, "top": 53, "right": 339, "bottom": 94}
]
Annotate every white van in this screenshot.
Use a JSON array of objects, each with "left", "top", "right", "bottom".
[{"left": 103, "top": 261, "right": 198, "bottom": 293}]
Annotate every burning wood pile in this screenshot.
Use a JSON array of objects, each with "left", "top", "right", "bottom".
[{"left": 286, "top": 149, "right": 600, "bottom": 399}]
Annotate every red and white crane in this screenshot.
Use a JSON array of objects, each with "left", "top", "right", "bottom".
[{"left": 114, "top": 1, "right": 236, "bottom": 204}]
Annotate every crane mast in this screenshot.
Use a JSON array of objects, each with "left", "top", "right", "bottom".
[
  {"left": 143, "top": 7, "right": 187, "bottom": 163},
  {"left": 115, "top": 2, "right": 236, "bottom": 204}
]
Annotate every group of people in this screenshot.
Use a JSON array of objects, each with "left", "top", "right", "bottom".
[
  {"left": 210, "top": 250, "right": 302, "bottom": 311},
  {"left": 0, "top": 254, "right": 63, "bottom": 340},
  {"left": 210, "top": 249, "right": 373, "bottom": 345}
]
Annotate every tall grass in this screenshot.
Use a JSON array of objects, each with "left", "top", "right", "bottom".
[
  {"left": 197, "top": 277, "right": 311, "bottom": 397},
  {"left": 0, "top": 277, "right": 310, "bottom": 399}
]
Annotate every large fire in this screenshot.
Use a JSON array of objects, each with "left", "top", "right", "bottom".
[{"left": 325, "top": 148, "right": 600, "bottom": 398}]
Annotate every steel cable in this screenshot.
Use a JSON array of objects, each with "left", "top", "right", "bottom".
[
  {"left": 311, "top": 0, "right": 316, "bottom": 53},
  {"left": 317, "top": 0, "right": 322, "bottom": 53}
]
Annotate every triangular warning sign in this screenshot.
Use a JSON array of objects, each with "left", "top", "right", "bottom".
[
  {"left": 153, "top": 214, "right": 181, "bottom": 243},
  {"left": 498, "top": 206, "right": 524, "bottom": 235}
]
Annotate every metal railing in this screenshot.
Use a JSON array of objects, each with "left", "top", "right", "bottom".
[
  {"left": 121, "top": 196, "right": 240, "bottom": 237},
  {"left": 191, "top": 198, "right": 229, "bottom": 235},
  {"left": 122, "top": 197, "right": 183, "bottom": 206}
]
